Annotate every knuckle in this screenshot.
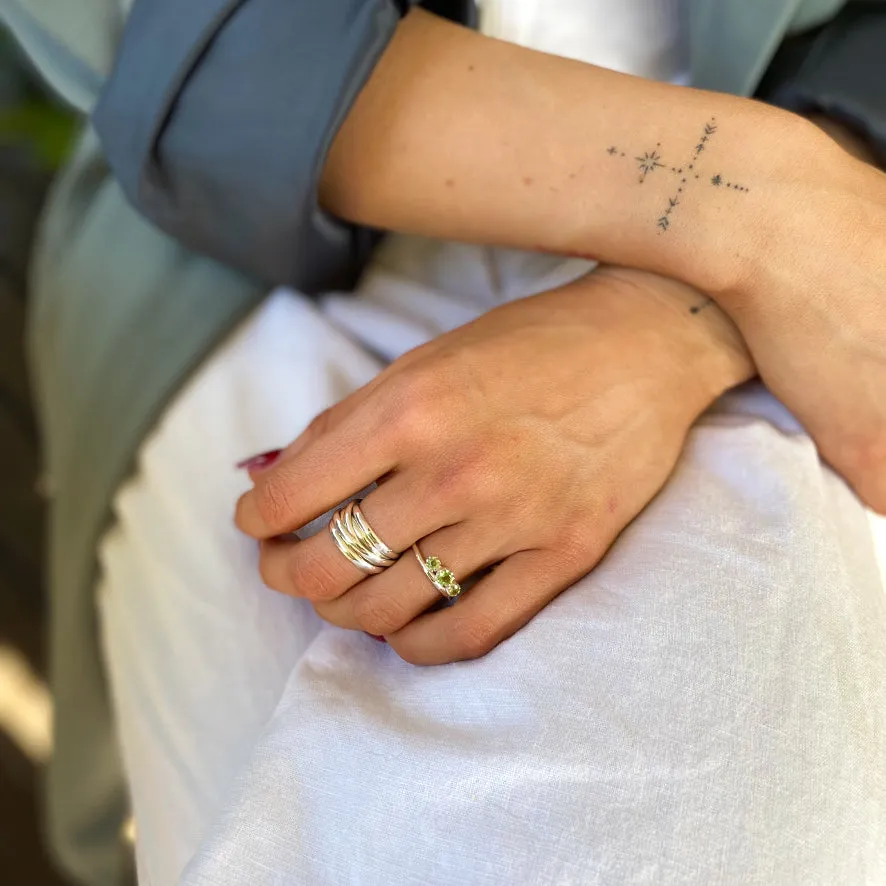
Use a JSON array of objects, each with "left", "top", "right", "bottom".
[
  {"left": 306, "top": 408, "right": 333, "bottom": 436},
  {"left": 353, "top": 591, "right": 409, "bottom": 636},
  {"left": 295, "top": 409, "right": 333, "bottom": 451},
  {"left": 456, "top": 443, "right": 499, "bottom": 492},
  {"left": 254, "top": 477, "right": 298, "bottom": 533},
  {"left": 428, "top": 466, "right": 469, "bottom": 513},
  {"left": 447, "top": 614, "right": 501, "bottom": 660},
  {"left": 292, "top": 544, "right": 343, "bottom": 601},
  {"left": 385, "top": 370, "right": 447, "bottom": 444},
  {"left": 433, "top": 443, "right": 499, "bottom": 510},
  {"left": 389, "top": 366, "right": 432, "bottom": 406}
]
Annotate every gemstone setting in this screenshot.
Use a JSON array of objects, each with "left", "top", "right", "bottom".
[{"left": 423, "top": 555, "right": 462, "bottom": 598}]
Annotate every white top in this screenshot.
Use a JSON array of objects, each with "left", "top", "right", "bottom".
[{"left": 480, "top": 0, "right": 688, "bottom": 81}]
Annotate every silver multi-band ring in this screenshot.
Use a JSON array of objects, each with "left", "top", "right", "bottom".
[{"left": 329, "top": 500, "right": 400, "bottom": 574}]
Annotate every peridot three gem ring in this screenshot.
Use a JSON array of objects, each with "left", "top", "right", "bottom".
[
  {"left": 412, "top": 544, "right": 463, "bottom": 600},
  {"left": 329, "top": 500, "right": 400, "bottom": 574}
]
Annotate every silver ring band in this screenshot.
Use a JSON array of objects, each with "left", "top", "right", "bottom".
[
  {"left": 412, "top": 543, "right": 463, "bottom": 600},
  {"left": 348, "top": 504, "right": 399, "bottom": 561},
  {"left": 329, "top": 500, "right": 400, "bottom": 574},
  {"left": 336, "top": 506, "right": 390, "bottom": 569}
]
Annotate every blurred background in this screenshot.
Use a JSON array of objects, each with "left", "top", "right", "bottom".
[{"left": 0, "top": 31, "right": 76, "bottom": 886}]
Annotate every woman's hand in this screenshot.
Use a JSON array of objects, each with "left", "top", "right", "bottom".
[{"left": 235, "top": 267, "right": 753, "bottom": 664}]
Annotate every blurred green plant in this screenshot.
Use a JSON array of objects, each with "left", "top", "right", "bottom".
[
  {"left": 0, "top": 31, "right": 77, "bottom": 169},
  {"left": 0, "top": 99, "right": 77, "bottom": 168}
]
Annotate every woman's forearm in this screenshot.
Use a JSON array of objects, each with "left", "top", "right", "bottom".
[{"left": 319, "top": 8, "right": 813, "bottom": 295}]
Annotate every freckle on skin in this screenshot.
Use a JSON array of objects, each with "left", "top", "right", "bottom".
[
  {"left": 468, "top": 65, "right": 475, "bottom": 71},
  {"left": 445, "top": 179, "right": 455, "bottom": 188},
  {"left": 523, "top": 177, "right": 534, "bottom": 186},
  {"left": 607, "top": 496, "right": 617, "bottom": 514}
]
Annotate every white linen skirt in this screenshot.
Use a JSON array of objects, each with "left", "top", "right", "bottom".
[{"left": 96, "top": 234, "right": 886, "bottom": 885}]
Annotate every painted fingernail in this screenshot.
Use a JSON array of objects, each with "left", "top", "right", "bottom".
[
  {"left": 365, "top": 633, "right": 387, "bottom": 643},
  {"left": 236, "top": 449, "right": 283, "bottom": 471}
]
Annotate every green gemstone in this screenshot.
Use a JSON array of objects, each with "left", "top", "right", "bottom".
[
  {"left": 437, "top": 569, "right": 455, "bottom": 587},
  {"left": 426, "top": 556, "right": 442, "bottom": 572}
]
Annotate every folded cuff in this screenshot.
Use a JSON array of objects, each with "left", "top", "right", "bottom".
[{"left": 94, "top": 0, "right": 410, "bottom": 290}]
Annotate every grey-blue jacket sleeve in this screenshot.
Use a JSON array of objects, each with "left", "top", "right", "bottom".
[
  {"left": 757, "top": 1, "right": 886, "bottom": 164},
  {"left": 93, "top": 0, "right": 420, "bottom": 291}
]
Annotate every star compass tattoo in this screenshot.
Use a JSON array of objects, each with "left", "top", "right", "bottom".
[
  {"left": 604, "top": 117, "right": 751, "bottom": 232},
  {"left": 636, "top": 149, "right": 665, "bottom": 183}
]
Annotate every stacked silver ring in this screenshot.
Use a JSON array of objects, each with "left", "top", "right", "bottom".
[{"left": 329, "top": 500, "right": 400, "bottom": 574}]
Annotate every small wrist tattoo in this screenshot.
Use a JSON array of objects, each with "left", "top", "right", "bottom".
[{"left": 689, "top": 296, "right": 715, "bottom": 315}]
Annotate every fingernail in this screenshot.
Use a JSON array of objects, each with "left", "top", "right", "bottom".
[
  {"left": 365, "top": 633, "right": 387, "bottom": 643},
  {"left": 236, "top": 449, "right": 283, "bottom": 471}
]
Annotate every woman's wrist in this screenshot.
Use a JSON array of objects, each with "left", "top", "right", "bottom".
[
  {"left": 618, "top": 103, "right": 816, "bottom": 294},
  {"left": 582, "top": 265, "right": 756, "bottom": 412},
  {"left": 658, "top": 109, "right": 849, "bottom": 307}
]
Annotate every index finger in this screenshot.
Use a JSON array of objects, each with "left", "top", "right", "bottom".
[{"left": 235, "top": 400, "right": 396, "bottom": 539}]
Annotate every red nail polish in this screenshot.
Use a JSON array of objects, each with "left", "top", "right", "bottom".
[
  {"left": 365, "top": 633, "right": 387, "bottom": 643},
  {"left": 236, "top": 449, "right": 283, "bottom": 471}
]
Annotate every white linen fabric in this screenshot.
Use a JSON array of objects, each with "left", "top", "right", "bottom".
[
  {"left": 100, "top": 239, "right": 886, "bottom": 886},
  {"left": 96, "top": 1, "right": 886, "bottom": 884}
]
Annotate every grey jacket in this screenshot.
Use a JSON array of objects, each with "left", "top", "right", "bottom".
[{"left": 2, "top": 1, "right": 884, "bottom": 883}]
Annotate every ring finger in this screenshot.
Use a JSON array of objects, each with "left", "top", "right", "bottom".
[{"left": 314, "top": 522, "right": 509, "bottom": 637}]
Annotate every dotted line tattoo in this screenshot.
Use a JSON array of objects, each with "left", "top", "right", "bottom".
[
  {"left": 605, "top": 118, "right": 750, "bottom": 233},
  {"left": 689, "top": 296, "right": 715, "bottom": 315}
]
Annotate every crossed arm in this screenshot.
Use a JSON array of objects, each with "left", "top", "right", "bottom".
[{"left": 92, "top": 4, "right": 886, "bottom": 658}]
